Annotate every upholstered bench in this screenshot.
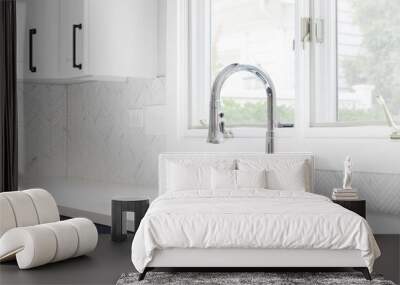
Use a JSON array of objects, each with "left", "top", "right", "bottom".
[{"left": 0, "top": 189, "right": 98, "bottom": 269}]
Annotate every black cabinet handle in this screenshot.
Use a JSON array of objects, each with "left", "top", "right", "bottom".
[
  {"left": 29, "top": 28, "right": 37, "bottom": 72},
  {"left": 72, "top": 24, "right": 82, "bottom": 70}
]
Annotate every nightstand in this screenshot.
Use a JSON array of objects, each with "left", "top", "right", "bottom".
[
  {"left": 111, "top": 197, "right": 149, "bottom": 242},
  {"left": 332, "top": 199, "right": 366, "bottom": 218}
]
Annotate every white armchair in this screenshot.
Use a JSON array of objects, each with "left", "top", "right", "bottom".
[{"left": 0, "top": 189, "right": 98, "bottom": 269}]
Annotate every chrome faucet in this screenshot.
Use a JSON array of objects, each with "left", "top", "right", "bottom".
[{"left": 207, "top": 63, "right": 276, "bottom": 153}]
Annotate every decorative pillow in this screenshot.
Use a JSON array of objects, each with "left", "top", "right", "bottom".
[
  {"left": 211, "top": 169, "right": 237, "bottom": 190},
  {"left": 237, "top": 159, "right": 310, "bottom": 191},
  {"left": 236, "top": 169, "right": 267, "bottom": 189},
  {"left": 267, "top": 162, "right": 307, "bottom": 191},
  {"left": 167, "top": 162, "right": 212, "bottom": 191}
]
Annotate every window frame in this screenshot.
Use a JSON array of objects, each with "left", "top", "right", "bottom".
[
  {"left": 310, "top": 0, "right": 388, "bottom": 128},
  {"left": 187, "top": 0, "right": 211, "bottom": 131},
  {"left": 181, "top": 0, "right": 393, "bottom": 140},
  {"left": 185, "top": 0, "right": 304, "bottom": 139}
]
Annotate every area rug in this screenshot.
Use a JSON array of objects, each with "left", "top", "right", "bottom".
[{"left": 116, "top": 272, "right": 396, "bottom": 285}]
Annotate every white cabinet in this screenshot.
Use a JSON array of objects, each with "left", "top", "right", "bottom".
[
  {"left": 58, "top": 0, "right": 86, "bottom": 78},
  {"left": 16, "top": 0, "right": 26, "bottom": 79},
  {"left": 88, "top": 0, "right": 157, "bottom": 78},
  {"left": 18, "top": 0, "right": 157, "bottom": 82},
  {"left": 18, "top": 0, "right": 60, "bottom": 80}
]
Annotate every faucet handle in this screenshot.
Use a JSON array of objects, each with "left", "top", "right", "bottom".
[
  {"left": 218, "top": 112, "right": 234, "bottom": 138},
  {"left": 218, "top": 112, "right": 225, "bottom": 133}
]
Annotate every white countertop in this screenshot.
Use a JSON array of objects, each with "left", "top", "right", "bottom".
[{"left": 20, "top": 176, "right": 158, "bottom": 226}]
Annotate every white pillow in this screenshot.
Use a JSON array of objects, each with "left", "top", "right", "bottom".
[
  {"left": 236, "top": 169, "right": 267, "bottom": 189},
  {"left": 211, "top": 169, "right": 237, "bottom": 190},
  {"left": 167, "top": 162, "right": 212, "bottom": 191},
  {"left": 267, "top": 162, "right": 307, "bottom": 191},
  {"left": 237, "top": 159, "right": 309, "bottom": 191}
]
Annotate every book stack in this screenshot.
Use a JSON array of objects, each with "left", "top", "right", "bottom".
[{"left": 332, "top": 188, "right": 359, "bottom": 200}]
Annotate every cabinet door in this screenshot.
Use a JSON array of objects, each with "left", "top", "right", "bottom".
[
  {"left": 23, "top": 0, "right": 59, "bottom": 79},
  {"left": 16, "top": 0, "right": 27, "bottom": 80},
  {"left": 87, "top": 0, "right": 157, "bottom": 78},
  {"left": 59, "top": 0, "right": 87, "bottom": 78}
]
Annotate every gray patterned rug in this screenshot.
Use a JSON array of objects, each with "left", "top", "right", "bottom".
[{"left": 116, "top": 272, "right": 396, "bottom": 285}]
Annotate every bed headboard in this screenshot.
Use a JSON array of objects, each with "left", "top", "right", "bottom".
[{"left": 158, "top": 152, "right": 314, "bottom": 195}]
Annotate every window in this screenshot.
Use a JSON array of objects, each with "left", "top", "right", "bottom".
[
  {"left": 188, "top": 0, "right": 400, "bottom": 130},
  {"left": 189, "top": 0, "right": 296, "bottom": 129},
  {"left": 311, "top": 0, "right": 399, "bottom": 126}
]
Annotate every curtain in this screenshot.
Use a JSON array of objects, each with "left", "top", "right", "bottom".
[{"left": 0, "top": 0, "right": 18, "bottom": 192}]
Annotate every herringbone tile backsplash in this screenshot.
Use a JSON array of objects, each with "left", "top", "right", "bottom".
[{"left": 316, "top": 169, "right": 400, "bottom": 216}]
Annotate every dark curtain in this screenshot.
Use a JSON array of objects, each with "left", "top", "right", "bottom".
[{"left": 0, "top": 0, "right": 18, "bottom": 192}]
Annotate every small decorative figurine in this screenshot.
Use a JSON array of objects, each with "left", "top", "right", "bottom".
[{"left": 342, "top": 156, "right": 352, "bottom": 190}]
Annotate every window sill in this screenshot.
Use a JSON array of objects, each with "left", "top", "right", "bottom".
[
  {"left": 310, "top": 121, "right": 386, "bottom": 128},
  {"left": 304, "top": 125, "right": 396, "bottom": 139},
  {"left": 183, "top": 126, "right": 397, "bottom": 140},
  {"left": 183, "top": 127, "right": 296, "bottom": 139}
]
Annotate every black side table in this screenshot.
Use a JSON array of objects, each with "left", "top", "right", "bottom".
[
  {"left": 111, "top": 197, "right": 149, "bottom": 242},
  {"left": 332, "top": 199, "right": 366, "bottom": 218}
]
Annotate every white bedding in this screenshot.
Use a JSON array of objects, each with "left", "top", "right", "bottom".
[{"left": 131, "top": 190, "right": 380, "bottom": 273}]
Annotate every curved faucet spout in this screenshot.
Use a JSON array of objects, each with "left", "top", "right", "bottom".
[{"left": 207, "top": 63, "right": 276, "bottom": 153}]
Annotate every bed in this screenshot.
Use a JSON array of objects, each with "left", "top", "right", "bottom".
[{"left": 131, "top": 153, "right": 380, "bottom": 280}]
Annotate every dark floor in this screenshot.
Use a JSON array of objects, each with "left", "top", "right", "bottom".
[
  {"left": 0, "top": 234, "right": 134, "bottom": 285},
  {"left": 1, "top": 234, "right": 399, "bottom": 285}
]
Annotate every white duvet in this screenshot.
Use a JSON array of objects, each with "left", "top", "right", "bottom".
[{"left": 131, "top": 190, "right": 380, "bottom": 273}]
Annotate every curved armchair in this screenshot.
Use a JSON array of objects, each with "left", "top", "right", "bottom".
[{"left": 0, "top": 189, "right": 98, "bottom": 269}]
